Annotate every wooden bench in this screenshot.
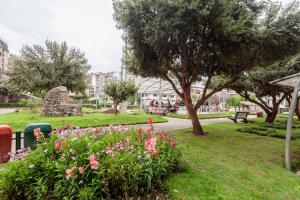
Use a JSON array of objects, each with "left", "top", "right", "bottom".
[
  {"left": 148, "top": 107, "right": 167, "bottom": 116},
  {"left": 228, "top": 112, "right": 249, "bottom": 123}
]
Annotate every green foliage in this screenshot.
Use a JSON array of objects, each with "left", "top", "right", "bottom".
[
  {"left": 226, "top": 95, "right": 245, "bottom": 107},
  {"left": 0, "top": 125, "right": 180, "bottom": 199},
  {"left": 113, "top": 0, "right": 300, "bottom": 133},
  {"left": 6, "top": 40, "right": 91, "bottom": 96},
  {"left": 104, "top": 80, "right": 137, "bottom": 114},
  {"left": 236, "top": 126, "right": 300, "bottom": 139}
]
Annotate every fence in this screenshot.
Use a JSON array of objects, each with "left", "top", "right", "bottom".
[{"left": 11, "top": 132, "right": 24, "bottom": 154}]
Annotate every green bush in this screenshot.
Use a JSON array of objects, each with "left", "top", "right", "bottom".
[
  {"left": 235, "top": 127, "right": 299, "bottom": 139},
  {"left": 0, "top": 101, "right": 27, "bottom": 108},
  {"left": 0, "top": 121, "right": 180, "bottom": 199}
]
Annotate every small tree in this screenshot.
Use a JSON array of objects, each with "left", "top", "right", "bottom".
[
  {"left": 226, "top": 95, "right": 245, "bottom": 111},
  {"left": 113, "top": 0, "right": 300, "bottom": 135},
  {"left": 6, "top": 40, "right": 91, "bottom": 96},
  {"left": 104, "top": 81, "right": 137, "bottom": 114}
]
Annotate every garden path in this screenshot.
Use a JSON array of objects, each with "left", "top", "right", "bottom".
[
  {"left": 0, "top": 108, "right": 16, "bottom": 115},
  {"left": 132, "top": 115, "right": 257, "bottom": 131}
]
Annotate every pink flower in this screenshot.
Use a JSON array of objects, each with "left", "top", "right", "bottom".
[
  {"left": 66, "top": 123, "right": 72, "bottom": 130},
  {"left": 145, "top": 137, "right": 158, "bottom": 157},
  {"left": 54, "top": 140, "right": 67, "bottom": 151},
  {"left": 125, "top": 137, "right": 130, "bottom": 146},
  {"left": 56, "top": 128, "right": 63, "bottom": 134},
  {"left": 66, "top": 168, "right": 72, "bottom": 180},
  {"left": 93, "top": 128, "right": 101, "bottom": 136},
  {"left": 89, "top": 154, "right": 99, "bottom": 170},
  {"left": 34, "top": 128, "right": 40, "bottom": 140},
  {"left": 79, "top": 167, "right": 85, "bottom": 174}
]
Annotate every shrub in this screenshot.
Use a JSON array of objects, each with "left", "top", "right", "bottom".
[
  {"left": 236, "top": 126, "right": 300, "bottom": 140},
  {"left": 0, "top": 119, "right": 180, "bottom": 199}
]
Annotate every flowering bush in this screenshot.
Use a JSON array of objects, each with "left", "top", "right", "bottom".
[{"left": 0, "top": 118, "right": 180, "bottom": 199}]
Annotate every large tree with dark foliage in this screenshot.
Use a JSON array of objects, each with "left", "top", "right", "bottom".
[
  {"left": 6, "top": 40, "right": 91, "bottom": 96},
  {"left": 231, "top": 55, "right": 300, "bottom": 123},
  {"left": 113, "top": 0, "right": 300, "bottom": 135}
]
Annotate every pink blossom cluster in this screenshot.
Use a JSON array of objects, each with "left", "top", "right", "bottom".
[
  {"left": 65, "top": 166, "right": 85, "bottom": 180},
  {"left": 105, "top": 137, "right": 133, "bottom": 158},
  {"left": 89, "top": 154, "right": 99, "bottom": 170},
  {"left": 8, "top": 147, "right": 31, "bottom": 161},
  {"left": 54, "top": 124, "right": 128, "bottom": 139},
  {"left": 33, "top": 128, "right": 45, "bottom": 142},
  {"left": 54, "top": 140, "right": 68, "bottom": 151},
  {"left": 145, "top": 137, "right": 158, "bottom": 157}
]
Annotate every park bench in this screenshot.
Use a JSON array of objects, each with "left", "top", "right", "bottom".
[
  {"left": 228, "top": 111, "right": 249, "bottom": 123},
  {"left": 148, "top": 107, "right": 167, "bottom": 116}
]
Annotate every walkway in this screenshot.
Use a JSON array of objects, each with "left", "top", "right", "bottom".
[
  {"left": 0, "top": 108, "right": 16, "bottom": 115},
  {"left": 133, "top": 116, "right": 256, "bottom": 131}
]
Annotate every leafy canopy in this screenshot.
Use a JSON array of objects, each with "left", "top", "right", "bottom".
[
  {"left": 104, "top": 80, "right": 137, "bottom": 107},
  {"left": 114, "top": 0, "right": 300, "bottom": 104},
  {"left": 6, "top": 40, "right": 91, "bottom": 96}
]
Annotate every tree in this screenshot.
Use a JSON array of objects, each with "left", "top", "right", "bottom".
[
  {"left": 113, "top": 0, "right": 300, "bottom": 135},
  {"left": 6, "top": 40, "right": 91, "bottom": 96},
  {"left": 231, "top": 54, "right": 300, "bottom": 123},
  {"left": 104, "top": 80, "right": 137, "bottom": 114},
  {"left": 226, "top": 95, "right": 245, "bottom": 111}
]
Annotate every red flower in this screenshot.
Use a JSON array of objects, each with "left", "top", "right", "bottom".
[
  {"left": 147, "top": 117, "right": 154, "bottom": 125},
  {"left": 137, "top": 128, "right": 143, "bottom": 141}
]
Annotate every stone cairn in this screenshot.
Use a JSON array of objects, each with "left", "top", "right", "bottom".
[{"left": 41, "top": 86, "right": 83, "bottom": 116}]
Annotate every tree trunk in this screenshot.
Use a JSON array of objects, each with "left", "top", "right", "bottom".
[
  {"left": 265, "top": 111, "right": 277, "bottom": 123},
  {"left": 115, "top": 104, "right": 118, "bottom": 115},
  {"left": 183, "top": 88, "right": 205, "bottom": 136}
]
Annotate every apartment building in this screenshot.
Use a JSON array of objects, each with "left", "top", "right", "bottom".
[
  {"left": 0, "top": 39, "right": 9, "bottom": 84},
  {"left": 87, "top": 72, "right": 118, "bottom": 98}
]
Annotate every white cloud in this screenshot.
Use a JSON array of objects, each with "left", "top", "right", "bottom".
[{"left": 0, "top": 0, "right": 123, "bottom": 73}]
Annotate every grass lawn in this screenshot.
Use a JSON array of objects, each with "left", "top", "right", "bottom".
[
  {"left": 0, "top": 109, "right": 167, "bottom": 131},
  {"left": 168, "top": 111, "right": 234, "bottom": 120},
  {"left": 165, "top": 120, "right": 300, "bottom": 200}
]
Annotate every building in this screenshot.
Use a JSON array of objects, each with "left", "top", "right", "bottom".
[
  {"left": 126, "top": 73, "right": 208, "bottom": 106},
  {"left": 0, "top": 39, "right": 9, "bottom": 84},
  {"left": 87, "top": 72, "right": 119, "bottom": 98}
]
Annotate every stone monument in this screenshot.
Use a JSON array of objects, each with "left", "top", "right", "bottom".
[{"left": 41, "top": 86, "right": 83, "bottom": 116}]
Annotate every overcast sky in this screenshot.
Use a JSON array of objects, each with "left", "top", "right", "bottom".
[
  {"left": 0, "top": 0, "right": 292, "bottom": 73},
  {"left": 0, "top": 0, "right": 123, "bottom": 73}
]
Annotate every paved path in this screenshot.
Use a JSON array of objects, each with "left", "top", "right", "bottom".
[
  {"left": 132, "top": 115, "right": 256, "bottom": 131},
  {"left": 0, "top": 108, "right": 16, "bottom": 115}
]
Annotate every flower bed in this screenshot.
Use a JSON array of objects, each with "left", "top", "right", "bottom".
[{"left": 0, "top": 118, "right": 180, "bottom": 199}]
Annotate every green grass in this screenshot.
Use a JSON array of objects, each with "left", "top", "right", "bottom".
[
  {"left": 0, "top": 109, "right": 167, "bottom": 131},
  {"left": 168, "top": 111, "right": 234, "bottom": 119},
  {"left": 165, "top": 120, "right": 300, "bottom": 200}
]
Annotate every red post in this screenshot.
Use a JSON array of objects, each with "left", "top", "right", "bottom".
[{"left": 0, "top": 125, "right": 13, "bottom": 163}]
